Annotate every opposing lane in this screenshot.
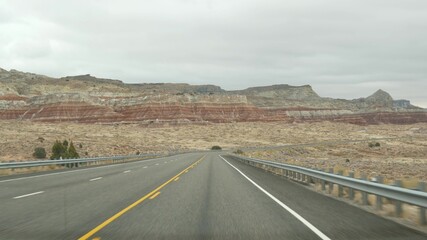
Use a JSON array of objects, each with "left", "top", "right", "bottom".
[
  {"left": 0, "top": 153, "right": 204, "bottom": 240},
  {"left": 0, "top": 155, "right": 189, "bottom": 199}
]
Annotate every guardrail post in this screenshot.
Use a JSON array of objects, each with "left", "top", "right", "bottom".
[
  {"left": 309, "top": 171, "right": 315, "bottom": 184},
  {"left": 361, "top": 173, "right": 368, "bottom": 205},
  {"left": 321, "top": 169, "right": 326, "bottom": 191},
  {"left": 338, "top": 170, "right": 344, "bottom": 197},
  {"left": 328, "top": 168, "right": 334, "bottom": 194},
  {"left": 394, "top": 180, "right": 402, "bottom": 217},
  {"left": 419, "top": 182, "right": 426, "bottom": 225},
  {"left": 338, "top": 170, "right": 343, "bottom": 197},
  {"left": 349, "top": 172, "right": 355, "bottom": 200},
  {"left": 376, "top": 176, "right": 383, "bottom": 210},
  {"left": 321, "top": 179, "right": 326, "bottom": 191}
]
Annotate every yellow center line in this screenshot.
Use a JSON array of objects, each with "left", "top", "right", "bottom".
[
  {"left": 149, "top": 191, "right": 161, "bottom": 200},
  {"left": 174, "top": 177, "right": 180, "bottom": 181},
  {"left": 78, "top": 155, "right": 205, "bottom": 240}
]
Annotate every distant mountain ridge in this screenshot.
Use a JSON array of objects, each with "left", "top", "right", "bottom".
[{"left": 0, "top": 68, "right": 425, "bottom": 125}]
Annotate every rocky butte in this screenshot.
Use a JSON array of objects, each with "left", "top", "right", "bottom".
[{"left": 0, "top": 68, "right": 426, "bottom": 125}]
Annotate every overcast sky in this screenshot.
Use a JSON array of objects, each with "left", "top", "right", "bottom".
[{"left": 1, "top": 0, "right": 426, "bottom": 107}]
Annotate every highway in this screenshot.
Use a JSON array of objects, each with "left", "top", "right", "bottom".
[{"left": 1, "top": 153, "right": 426, "bottom": 239}]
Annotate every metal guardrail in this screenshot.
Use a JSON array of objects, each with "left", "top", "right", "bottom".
[
  {"left": 0, "top": 154, "right": 160, "bottom": 169},
  {"left": 226, "top": 154, "right": 427, "bottom": 225},
  {"left": 0, "top": 149, "right": 215, "bottom": 170}
]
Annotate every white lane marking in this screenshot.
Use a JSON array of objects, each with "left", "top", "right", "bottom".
[
  {"left": 220, "top": 156, "right": 331, "bottom": 240},
  {"left": 164, "top": 161, "right": 168, "bottom": 163},
  {"left": 13, "top": 191, "right": 44, "bottom": 199},
  {"left": 155, "top": 163, "right": 159, "bottom": 166},
  {"left": 90, "top": 177, "right": 103, "bottom": 182},
  {"left": 0, "top": 157, "right": 177, "bottom": 184},
  {"left": 143, "top": 166, "right": 148, "bottom": 169},
  {"left": 123, "top": 170, "right": 131, "bottom": 174}
]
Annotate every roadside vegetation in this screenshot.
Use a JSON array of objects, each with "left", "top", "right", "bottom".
[
  {"left": 233, "top": 149, "right": 244, "bottom": 154},
  {"left": 368, "top": 142, "right": 381, "bottom": 148},
  {"left": 50, "top": 140, "right": 80, "bottom": 160},
  {"left": 33, "top": 147, "right": 47, "bottom": 159}
]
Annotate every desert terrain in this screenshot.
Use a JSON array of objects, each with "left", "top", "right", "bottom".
[{"left": 1, "top": 120, "right": 425, "bottom": 183}]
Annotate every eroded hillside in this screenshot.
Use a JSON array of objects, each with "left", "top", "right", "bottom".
[{"left": 0, "top": 68, "right": 425, "bottom": 125}]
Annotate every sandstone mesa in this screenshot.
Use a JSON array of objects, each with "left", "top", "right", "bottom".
[{"left": 0, "top": 67, "right": 426, "bottom": 125}]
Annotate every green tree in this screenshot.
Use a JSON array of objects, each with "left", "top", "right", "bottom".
[
  {"left": 33, "top": 147, "right": 46, "bottom": 159},
  {"left": 68, "top": 141, "right": 80, "bottom": 159},
  {"left": 63, "top": 140, "right": 69, "bottom": 147},
  {"left": 211, "top": 145, "right": 222, "bottom": 150},
  {"left": 51, "top": 140, "right": 66, "bottom": 160}
]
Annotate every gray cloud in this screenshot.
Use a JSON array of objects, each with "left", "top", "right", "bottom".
[{"left": 0, "top": 0, "right": 426, "bottom": 107}]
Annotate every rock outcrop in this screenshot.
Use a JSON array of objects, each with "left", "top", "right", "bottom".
[{"left": 0, "top": 68, "right": 425, "bottom": 125}]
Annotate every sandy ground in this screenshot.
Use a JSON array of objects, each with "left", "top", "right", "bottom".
[
  {"left": 0, "top": 120, "right": 426, "bottom": 183},
  {"left": 238, "top": 123, "right": 427, "bottom": 183},
  {"left": 244, "top": 138, "right": 427, "bottom": 182}
]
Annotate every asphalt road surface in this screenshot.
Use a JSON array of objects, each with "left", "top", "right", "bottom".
[{"left": 1, "top": 152, "right": 426, "bottom": 240}]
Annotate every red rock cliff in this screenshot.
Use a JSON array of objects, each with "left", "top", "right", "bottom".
[{"left": 0, "top": 69, "right": 425, "bottom": 125}]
